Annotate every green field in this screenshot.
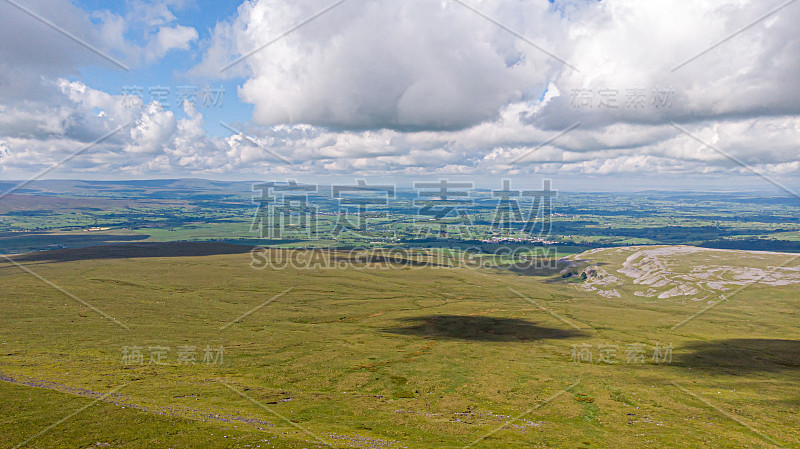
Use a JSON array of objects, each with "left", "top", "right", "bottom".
[
  {"left": 3, "top": 182, "right": 800, "bottom": 255},
  {"left": 1, "top": 243, "right": 799, "bottom": 448}
]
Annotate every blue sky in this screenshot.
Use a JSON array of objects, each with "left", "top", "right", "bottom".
[
  {"left": 75, "top": 0, "right": 251, "bottom": 136},
  {"left": 1, "top": 0, "right": 799, "bottom": 192}
]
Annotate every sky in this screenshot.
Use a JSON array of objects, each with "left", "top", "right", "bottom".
[{"left": 0, "top": 0, "right": 799, "bottom": 191}]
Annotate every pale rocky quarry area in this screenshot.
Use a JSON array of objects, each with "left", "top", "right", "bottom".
[{"left": 573, "top": 246, "right": 800, "bottom": 301}]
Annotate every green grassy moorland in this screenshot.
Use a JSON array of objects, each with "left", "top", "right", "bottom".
[{"left": 1, "top": 243, "right": 799, "bottom": 448}]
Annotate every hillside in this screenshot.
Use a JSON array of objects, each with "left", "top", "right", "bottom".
[{"left": 1, "top": 243, "right": 798, "bottom": 448}]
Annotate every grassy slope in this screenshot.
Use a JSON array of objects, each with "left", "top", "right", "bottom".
[
  {"left": 1, "top": 244, "right": 798, "bottom": 448},
  {"left": 0, "top": 381, "right": 321, "bottom": 449}
]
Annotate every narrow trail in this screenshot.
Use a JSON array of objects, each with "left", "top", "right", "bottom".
[
  {"left": 0, "top": 370, "right": 273, "bottom": 426},
  {"left": 0, "top": 371, "right": 401, "bottom": 449}
]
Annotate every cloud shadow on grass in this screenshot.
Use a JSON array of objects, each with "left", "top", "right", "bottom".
[
  {"left": 384, "top": 315, "right": 586, "bottom": 342},
  {"left": 5, "top": 242, "right": 254, "bottom": 264},
  {"left": 674, "top": 339, "right": 800, "bottom": 374}
]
